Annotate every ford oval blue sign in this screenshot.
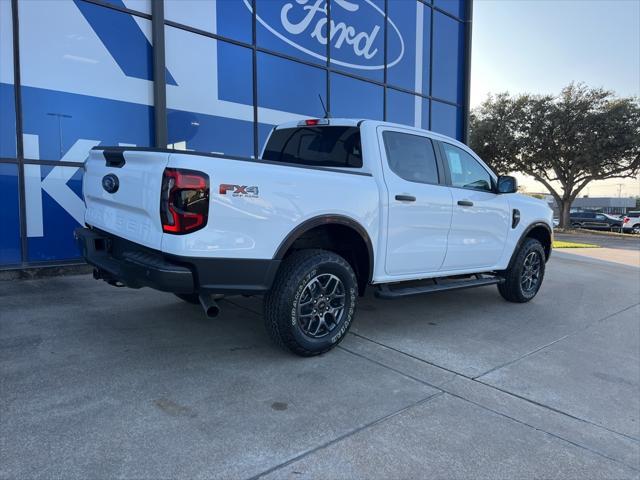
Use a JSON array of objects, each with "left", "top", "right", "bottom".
[{"left": 243, "top": 0, "right": 404, "bottom": 70}]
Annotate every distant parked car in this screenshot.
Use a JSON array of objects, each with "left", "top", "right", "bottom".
[
  {"left": 553, "top": 218, "right": 560, "bottom": 228},
  {"left": 622, "top": 211, "right": 640, "bottom": 234},
  {"left": 569, "top": 211, "right": 623, "bottom": 231}
]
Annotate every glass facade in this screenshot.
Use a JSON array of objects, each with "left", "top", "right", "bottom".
[{"left": 0, "top": 0, "right": 471, "bottom": 268}]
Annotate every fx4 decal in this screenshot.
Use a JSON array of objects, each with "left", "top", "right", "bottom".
[{"left": 219, "top": 184, "right": 260, "bottom": 198}]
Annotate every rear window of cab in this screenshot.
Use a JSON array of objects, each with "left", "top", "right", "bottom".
[{"left": 262, "top": 126, "right": 362, "bottom": 168}]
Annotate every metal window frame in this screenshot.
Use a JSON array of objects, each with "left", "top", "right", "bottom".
[{"left": 3, "top": 0, "right": 473, "bottom": 270}]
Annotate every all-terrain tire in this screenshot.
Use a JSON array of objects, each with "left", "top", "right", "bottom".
[
  {"left": 498, "top": 238, "right": 546, "bottom": 303},
  {"left": 264, "top": 249, "right": 358, "bottom": 357},
  {"left": 174, "top": 293, "right": 200, "bottom": 304}
]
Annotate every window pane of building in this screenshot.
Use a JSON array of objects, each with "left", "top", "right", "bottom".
[
  {"left": 256, "top": 0, "right": 327, "bottom": 67},
  {"left": 19, "top": 0, "right": 155, "bottom": 161},
  {"left": 165, "top": 0, "right": 252, "bottom": 43},
  {"left": 386, "top": 88, "right": 414, "bottom": 126},
  {"left": 101, "top": 0, "right": 151, "bottom": 14},
  {"left": 434, "top": 0, "right": 465, "bottom": 20},
  {"left": 25, "top": 164, "right": 84, "bottom": 262},
  {"left": 431, "top": 100, "right": 462, "bottom": 139},
  {"left": 387, "top": 0, "right": 431, "bottom": 95},
  {"left": 330, "top": 73, "right": 383, "bottom": 120},
  {"left": 0, "top": 1, "right": 16, "bottom": 158},
  {"left": 166, "top": 26, "right": 254, "bottom": 157},
  {"left": 432, "top": 10, "right": 464, "bottom": 104},
  {"left": 0, "top": 163, "right": 21, "bottom": 265},
  {"left": 330, "top": 0, "right": 385, "bottom": 82},
  {"left": 257, "top": 52, "right": 327, "bottom": 118}
]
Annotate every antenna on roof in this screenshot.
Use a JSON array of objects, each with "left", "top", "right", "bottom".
[{"left": 318, "top": 94, "right": 330, "bottom": 119}]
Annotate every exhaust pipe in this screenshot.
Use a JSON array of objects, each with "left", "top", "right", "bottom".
[{"left": 199, "top": 294, "right": 221, "bottom": 318}]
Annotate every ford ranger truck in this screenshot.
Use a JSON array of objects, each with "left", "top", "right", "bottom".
[{"left": 75, "top": 119, "right": 553, "bottom": 356}]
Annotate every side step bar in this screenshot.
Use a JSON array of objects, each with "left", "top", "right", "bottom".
[{"left": 375, "top": 275, "right": 504, "bottom": 299}]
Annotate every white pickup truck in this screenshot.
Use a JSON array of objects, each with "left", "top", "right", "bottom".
[{"left": 75, "top": 118, "right": 553, "bottom": 356}]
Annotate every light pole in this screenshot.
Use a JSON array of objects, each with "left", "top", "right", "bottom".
[{"left": 46, "top": 112, "right": 72, "bottom": 158}]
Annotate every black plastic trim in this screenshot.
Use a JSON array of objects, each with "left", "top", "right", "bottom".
[
  {"left": 76, "top": 227, "right": 280, "bottom": 295},
  {"left": 273, "top": 214, "right": 375, "bottom": 284},
  {"left": 376, "top": 275, "right": 503, "bottom": 299},
  {"left": 103, "top": 149, "right": 126, "bottom": 168},
  {"left": 508, "top": 222, "right": 553, "bottom": 266}
]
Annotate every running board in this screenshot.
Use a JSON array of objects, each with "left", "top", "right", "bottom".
[{"left": 375, "top": 275, "right": 504, "bottom": 299}]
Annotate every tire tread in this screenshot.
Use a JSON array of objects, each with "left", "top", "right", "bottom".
[{"left": 264, "top": 249, "right": 356, "bottom": 356}]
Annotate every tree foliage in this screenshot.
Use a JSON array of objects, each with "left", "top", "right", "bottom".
[{"left": 469, "top": 83, "right": 640, "bottom": 226}]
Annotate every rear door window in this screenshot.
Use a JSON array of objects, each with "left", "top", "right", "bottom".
[
  {"left": 382, "top": 131, "right": 439, "bottom": 184},
  {"left": 262, "top": 126, "right": 362, "bottom": 168}
]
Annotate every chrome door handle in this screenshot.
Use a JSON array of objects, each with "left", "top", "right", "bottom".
[
  {"left": 395, "top": 194, "right": 416, "bottom": 202},
  {"left": 457, "top": 200, "right": 474, "bottom": 207}
]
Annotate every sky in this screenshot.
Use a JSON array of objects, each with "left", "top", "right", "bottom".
[{"left": 470, "top": 0, "right": 640, "bottom": 197}]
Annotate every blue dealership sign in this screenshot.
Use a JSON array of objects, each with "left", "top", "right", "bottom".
[{"left": 0, "top": 0, "right": 469, "bottom": 267}]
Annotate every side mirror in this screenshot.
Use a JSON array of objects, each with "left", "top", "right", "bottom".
[{"left": 497, "top": 175, "right": 517, "bottom": 194}]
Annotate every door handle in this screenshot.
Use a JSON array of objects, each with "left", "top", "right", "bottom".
[
  {"left": 457, "top": 200, "right": 474, "bottom": 207},
  {"left": 395, "top": 194, "right": 416, "bottom": 202}
]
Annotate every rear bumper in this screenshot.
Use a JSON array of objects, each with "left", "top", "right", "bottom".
[{"left": 74, "top": 227, "right": 280, "bottom": 295}]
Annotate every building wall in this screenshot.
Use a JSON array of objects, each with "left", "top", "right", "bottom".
[{"left": 0, "top": 0, "right": 471, "bottom": 268}]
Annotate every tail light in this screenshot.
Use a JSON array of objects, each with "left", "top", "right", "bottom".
[
  {"left": 160, "top": 168, "right": 209, "bottom": 234},
  {"left": 623, "top": 217, "right": 630, "bottom": 224}
]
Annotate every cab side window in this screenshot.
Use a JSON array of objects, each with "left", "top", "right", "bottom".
[
  {"left": 441, "top": 143, "right": 493, "bottom": 192},
  {"left": 382, "top": 131, "right": 439, "bottom": 184}
]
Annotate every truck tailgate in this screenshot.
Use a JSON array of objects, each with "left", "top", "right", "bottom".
[{"left": 83, "top": 148, "right": 170, "bottom": 250}]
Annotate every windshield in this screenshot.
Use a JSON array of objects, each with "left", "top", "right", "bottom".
[{"left": 262, "top": 126, "right": 362, "bottom": 168}]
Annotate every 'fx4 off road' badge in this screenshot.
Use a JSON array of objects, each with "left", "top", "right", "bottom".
[{"left": 219, "top": 184, "right": 259, "bottom": 198}]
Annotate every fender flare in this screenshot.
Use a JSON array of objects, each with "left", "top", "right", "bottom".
[
  {"left": 273, "top": 214, "right": 375, "bottom": 284},
  {"left": 506, "top": 222, "right": 553, "bottom": 268}
]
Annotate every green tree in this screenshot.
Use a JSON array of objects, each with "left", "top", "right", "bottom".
[{"left": 469, "top": 84, "right": 640, "bottom": 227}]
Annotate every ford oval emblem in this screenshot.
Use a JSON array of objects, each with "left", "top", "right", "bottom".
[
  {"left": 243, "top": 0, "right": 404, "bottom": 71},
  {"left": 102, "top": 173, "right": 119, "bottom": 194}
]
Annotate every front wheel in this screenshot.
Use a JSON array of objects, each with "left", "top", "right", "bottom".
[
  {"left": 498, "top": 238, "right": 546, "bottom": 303},
  {"left": 264, "top": 249, "right": 358, "bottom": 357},
  {"left": 632, "top": 224, "right": 640, "bottom": 235}
]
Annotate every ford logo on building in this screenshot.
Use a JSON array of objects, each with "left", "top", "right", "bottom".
[
  {"left": 102, "top": 174, "right": 119, "bottom": 194},
  {"left": 243, "top": 0, "right": 404, "bottom": 71}
]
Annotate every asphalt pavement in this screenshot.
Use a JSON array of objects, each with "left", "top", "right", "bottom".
[{"left": 1, "top": 246, "right": 639, "bottom": 479}]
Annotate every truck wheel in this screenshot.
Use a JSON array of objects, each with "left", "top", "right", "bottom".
[
  {"left": 498, "top": 238, "right": 546, "bottom": 303},
  {"left": 174, "top": 293, "right": 200, "bottom": 304},
  {"left": 264, "top": 249, "right": 358, "bottom": 357}
]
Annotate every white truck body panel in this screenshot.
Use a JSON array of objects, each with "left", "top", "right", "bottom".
[
  {"left": 82, "top": 119, "right": 553, "bottom": 285},
  {"left": 83, "top": 150, "right": 169, "bottom": 250}
]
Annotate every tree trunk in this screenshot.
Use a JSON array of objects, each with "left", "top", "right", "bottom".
[{"left": 559, "top": 200, "right": 572, "bottom": 228}]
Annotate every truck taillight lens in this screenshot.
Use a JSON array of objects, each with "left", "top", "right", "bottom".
[{"left": 161, "top": 168, "right": 209, "bottom": 234}]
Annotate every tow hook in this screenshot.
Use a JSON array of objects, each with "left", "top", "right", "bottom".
[{"left": 93, "top": 268, "right": 125, "bottom": 287}]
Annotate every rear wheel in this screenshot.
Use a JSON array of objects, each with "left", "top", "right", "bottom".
[
  {"left": 498, "top": 238, "right": 546, "bottom": 303},
  {"left": 264, "top": 249, "right": 358, "bottom": 357}
]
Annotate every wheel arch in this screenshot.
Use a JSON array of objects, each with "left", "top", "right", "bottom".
[
  {"left": 273, "top": 215, "right": 374, "bottom": 295},
  {"left": 507, "top": 222, "right": 553, "bottom": 268}
]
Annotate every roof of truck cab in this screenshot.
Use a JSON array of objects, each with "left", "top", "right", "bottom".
[{"left": 274, "top": 118, "right": 467, "bottom": 150}]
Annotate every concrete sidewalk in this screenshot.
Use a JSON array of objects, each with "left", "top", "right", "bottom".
[{"left": 1, "top": 253, "right": 638, "bottom": 479}]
